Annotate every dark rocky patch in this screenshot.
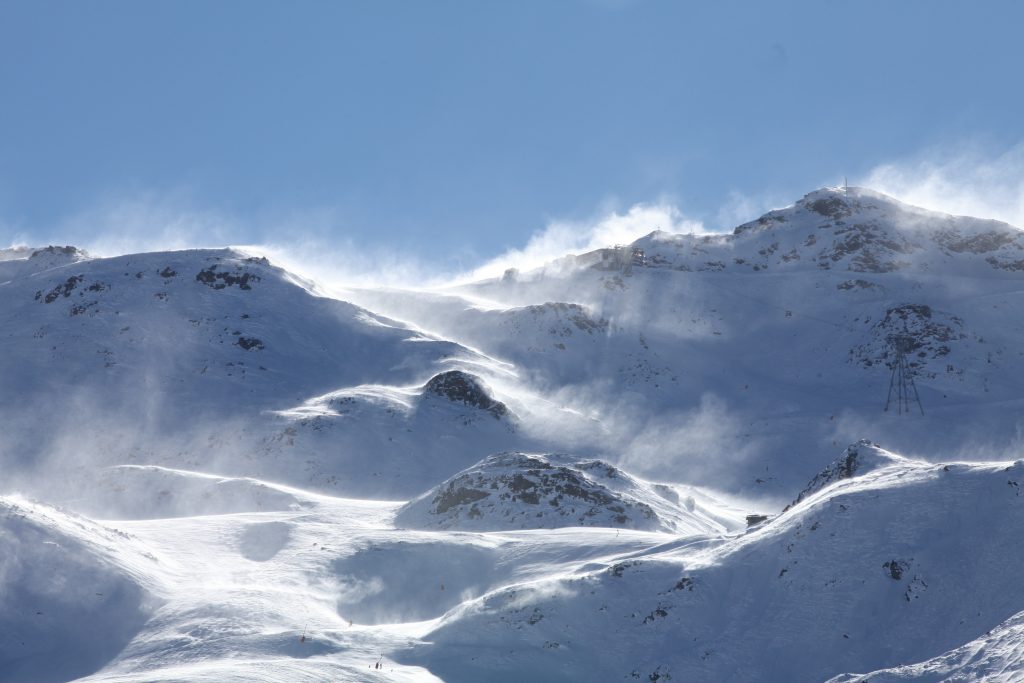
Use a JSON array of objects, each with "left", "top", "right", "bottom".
[
  {"left": 399, "top": 452, "right": 663, "bottom": 531},
  {"left": 609, "top": 560, "right": 641, "bottom": 578},
  {"left": 195, "top": 266, "right": 261, "bottom": 290},
  {"left": 807, "top": 196, "right": 851, "bottom": 219},
  {"left": 642, "top": 606, "right": 669, "bottom": 624},
  {"left": 837, "top": 279, "right": 882, "bottom": 291},
  {"left": 821, "top": 222, "right": 915, "bottom": 272},
  {"left": 236, "top": 337, "right": 264, "bottom": 351},
  {"left": 780, "top": 248, "right": 801, "bottom": 262},
  {"left": 434, "top": 486, "right": 490, "bottom": 514},
  {"left": 849, "top": 304, "right": 967, "bottom": 379},
  {"left": 517, "top": 302, "right": 609, "bottom": 335},
  {"left": 937, "top": 230, "right": 1017, "bottom": 254},
  {"left": 70, "top": 302, "right": 97, "bottom": 317},
  {"left": 29, "top": 245, "right": 81, "bottom": 258},
  {"left": 883, "top": 559, "right": 910, "bottom": 581},
  {"left": 423, "top": 370, "right": 508, "bottom": 419},
  {"left": 733, "top": 210, "right": 788, "bottom": 235},
  {"left": 578, "top": 461, "right": 622, "bottom": 479},
  {"left": 785, "top": 440, "right": 879, "bottom": 512},
  {"left": 672, "top": 577, "right": 694, "bottom": 592},
  {"left": 159, "top": 267, "right": 177, "bottom": 278},
  {"left": 36, "top": 275, "right": 83, "bottom": 303},
  {"left": 986, "top": 256, "right": 1024, "bottom": 271}
]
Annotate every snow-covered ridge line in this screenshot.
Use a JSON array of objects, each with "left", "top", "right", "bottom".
[
  {"left": 559, "top": 186, "right": 1024, "bottom": 279},
  {"left": 4, "top": 186, "right": 1024, "bottom": 681}
]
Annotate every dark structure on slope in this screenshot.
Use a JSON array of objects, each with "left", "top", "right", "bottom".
[{"left": 885, "top": 333, "right": 924, "bottom": 415}]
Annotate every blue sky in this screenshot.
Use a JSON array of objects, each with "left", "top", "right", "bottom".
[{"left": 2, "top": 1, "right": 1023, "bottom": 277}]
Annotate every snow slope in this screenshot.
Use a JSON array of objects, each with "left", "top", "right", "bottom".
[
  {"left": 828, "top": 611, "right": 1024, "bottom": 682},
  {"left": 348, "top": 187, "right": 1024, "bottom": 495},
  {"left": 0, "top": 497, "right": 159, "bottom": 683},
  {"left": 67, "top": 466, "right": 313, "bottom": 520},
  {"left": 407, "top": 450, "right": 1024, "bottom": 682},
  {"left": 0, "top": 247, "right": 515, "bottom": 499},
  {"left": 2, "top": 186, "right": 1024, "bottom": 681},
  {"left": 2, "top": 469, "right": 717, "bottom": 683}
]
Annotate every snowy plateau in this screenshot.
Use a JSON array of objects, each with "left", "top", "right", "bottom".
[{"left": 3, "top": 186, "right": 1024, "bottom": 682}]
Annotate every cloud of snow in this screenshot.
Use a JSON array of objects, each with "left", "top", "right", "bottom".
[
  {"left": 614, "top": 393, "right": 758, "bottom": 480},
  {"left": 465, "top": 202, "right": 706, "bottom": 282},
  {"left": 500, "top": 376, "right": 760, "bottom": 490},
  {"left": 233, "top": 237, "right": 444, "bottom": 292},
  {"left": 503, "top": 580, "right": 579, "bottom": 612},
  {"left": 714, "top": 189, "right": 791, "bottom": 232},
  {"left": 335, "top": 575, "right": 386, "bottom": 605},
  {"left": 245, "top": 200, "right": 707, "bottom": 293},
  {"left": 42, "top": 190, "right": 240, "bottom": 256},
  {"left": 0, "top": 192, "right": 447, "bottom": 291},
  {"left": 861, "top": 141, "right": 1024, "bottom": 228},
  {"left": 0, "top": 344, "right": 283, "bottom": 520},
  {"left": 3, "top": 191, "right": 708, "bottom": 292}
]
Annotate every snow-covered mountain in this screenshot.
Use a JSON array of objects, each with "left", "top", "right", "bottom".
[
  {"left": 2, "top": 187, "right": 1024, "bottom": 682},
  {"left": 349, "top": 186, "right": 1024, "bottom": 493},
  {"left": 0, "top": 247, "right": 519, "bottom": 499}
]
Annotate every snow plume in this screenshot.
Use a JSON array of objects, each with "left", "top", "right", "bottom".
[
  {"left": 714, "top": 189, "right": 793, "bottom": 232},
  {"left": 826, "top": 403, "right": 1024, "bottom": 468},
  {"left": 510, "top": 382, "right": 759, "bottom": 489},
  {"left": 5, "top": 191, "right": 709, "bottom": 290},
  {"left": 233, "top": 238, "right": 445, "bottom": 292},
  {"left": 862, "top": 141, "right": 1024, "bottom": 229},
  {"left": 34, "top": 190, "right": 240, "bottom": 256},
  {"left": 466, "top": 202, "right": 706, "bottom": 281},
  {"left": 0, "top": 191, "right": 431, "bottom": 290},
  {"left": 0, "top": 381, "right": 266, "bottom": 519},
  {"left": 614, "top": 394, "right": 756, "bottom": 481}
]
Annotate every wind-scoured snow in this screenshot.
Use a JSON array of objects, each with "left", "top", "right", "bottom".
[
  {"left": 0, "top": 498, "right": 159, "bottom": 683},
  {"left": 828, "top": 611, "right": 1024, "bottom": 682},
  {"left": 2, "top": 187, "right": 1024, "bottom": 681},
  {"left": 64, "top": 466, "right": 314, "bottom": 520},
  {"left": 349, "top": 186, "right": 1024, "bottom": 493},
  {"left": 410, "top": 452, "right": 1024, "bottom": 682}
]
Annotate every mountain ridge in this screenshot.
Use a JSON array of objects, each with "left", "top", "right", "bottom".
[{"left": 3, "top": 186, "right": 1024, "bottom": 681}]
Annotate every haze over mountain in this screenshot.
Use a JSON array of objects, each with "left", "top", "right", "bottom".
[{"left": 2, "top": 187, "right": 1023, "bottom": 682}]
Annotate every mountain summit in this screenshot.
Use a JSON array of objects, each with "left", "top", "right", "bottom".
[{"left": 616, "top": 186, "right": 1024, "bottom": 276}]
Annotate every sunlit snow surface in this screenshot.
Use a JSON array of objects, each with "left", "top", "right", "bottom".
[
  {"left": 4, "top": 188, "right": 1024, "bottom": 681},
  {"left": 1, "top": 474, "right": 737, "bottom": 682}
]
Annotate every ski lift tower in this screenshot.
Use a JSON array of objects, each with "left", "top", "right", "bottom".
[{"left": 884, "top": 333, "right": 924, "bottom": 415}]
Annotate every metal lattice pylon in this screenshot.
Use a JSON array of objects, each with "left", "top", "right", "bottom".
[{"left": 884, "top": 334, "right": 924, "bottom": 415}]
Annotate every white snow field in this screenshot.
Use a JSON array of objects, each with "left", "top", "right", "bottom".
[{"left": 3, "top": 187, "right": 1024, "bottom": 681}]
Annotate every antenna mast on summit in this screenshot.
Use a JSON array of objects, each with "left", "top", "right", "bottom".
[
  {"left": 884, "top": 333, "right": 924, "bottom": 415},
  {"left": 844, "top": 177, "right": 848, "bottom": 196}
]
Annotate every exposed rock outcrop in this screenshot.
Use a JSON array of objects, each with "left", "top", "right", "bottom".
[{"left": 423, "top": 370, "right": 509, "bottom": 419}]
